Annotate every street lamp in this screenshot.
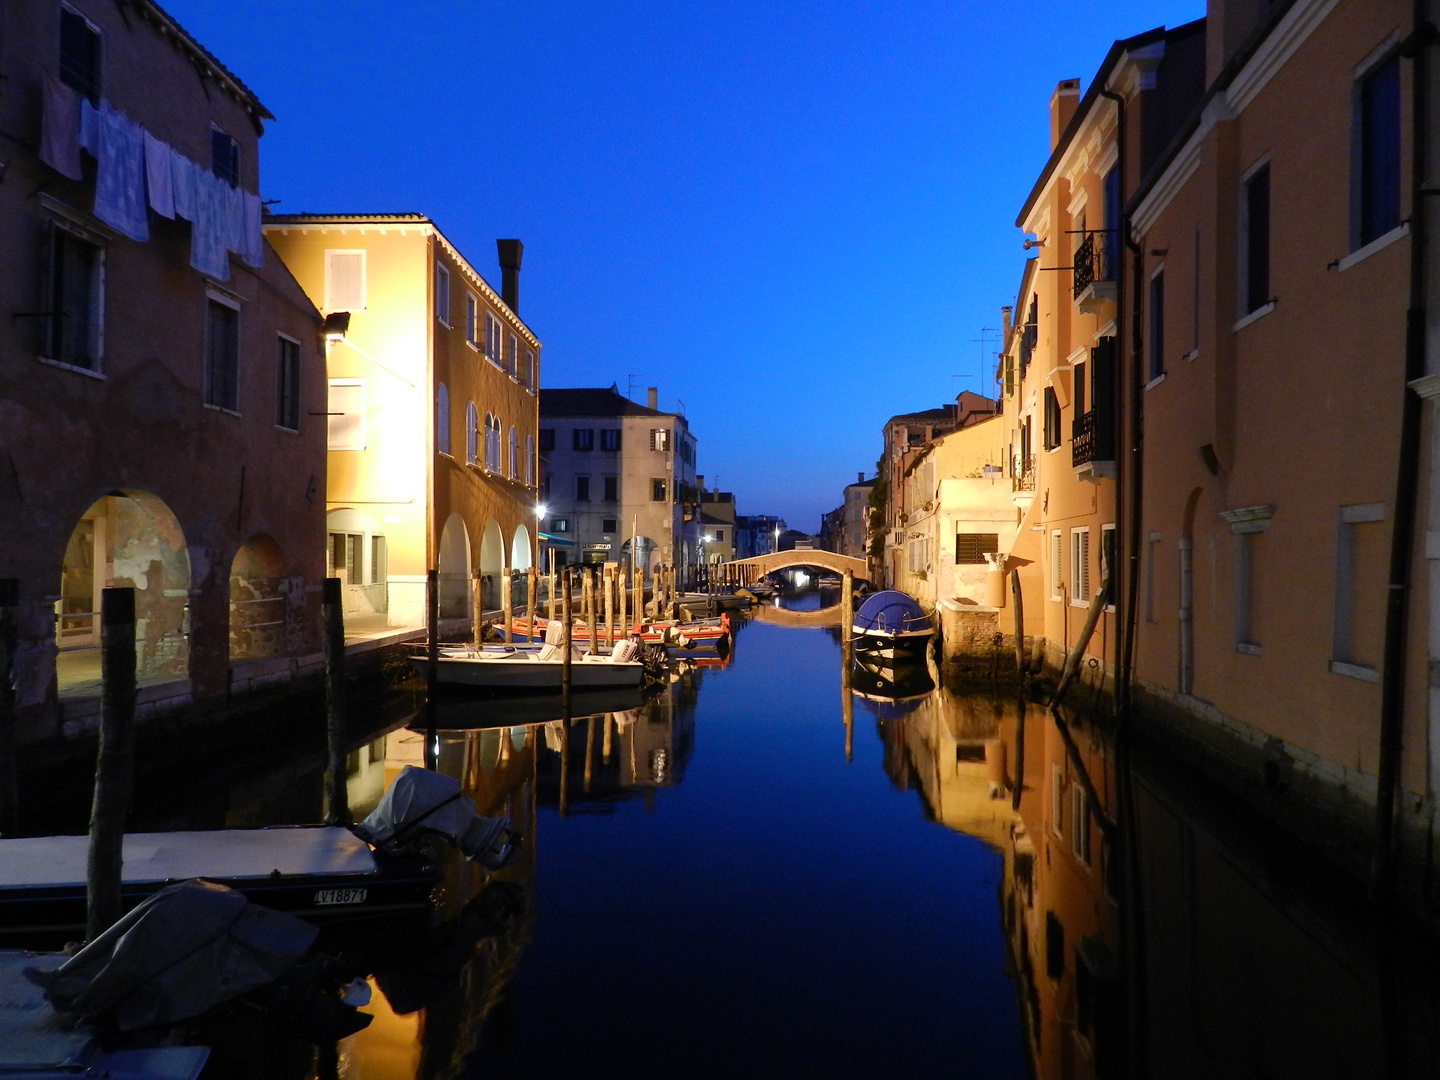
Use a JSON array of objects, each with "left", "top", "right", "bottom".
[{"left": 773, "top": 523, "right": 779, "bottom": 553}]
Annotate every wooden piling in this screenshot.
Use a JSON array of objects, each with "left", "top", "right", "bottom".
[
  {"left": 425, "top": 569, "right": 439, "bottom": 771},
  {"left": 0, "top": 578, "right": 19, "bottom": 837},
  {"left": 547, "top": 549, "right": 556, "bottom": 622},
  {"left": 471, "top": 570, "right": 482, "bottom": 648},
  {"left": 618, "top": 569, "right": 628, "bottom": 634},
  {"left": 603, "top": 711, "right": 614, "bottom": 763},
  {"left": 322, "top": 577, "right": 350, "bottom": 826},
  {"left": 841, "top": 570, "right": 853, "bottom": 652},
  {"left": 526, "top": 566, "right": 538, "bottom": 645},
  {"left": 87, "top": 586, "right": 137, "bottom": 940},
  {"left": 1052, "top": 580, "right": 1109, "bottom": 707},
  {"left": 501, "top": 562, "right": 513, "bottom": 643},
  {"left": 583, "top": 568, "right": 595, "bottom": 656},
  {"left": 561, "top": 568, "right": 573, "bottom": 700},
  {"left": 583, "top": 715, "right": 595, "bottom": 793},
  {"left": 604, "top": 567, "right": 615, "bottom": 648}
]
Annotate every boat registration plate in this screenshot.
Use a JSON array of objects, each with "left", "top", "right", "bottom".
[{"left": 315, "top": 888, "right": 368, "bottom": 906}]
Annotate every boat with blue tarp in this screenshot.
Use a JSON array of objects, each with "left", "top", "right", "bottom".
[{"left": 851, "top": 589, "right": 935, "bottom": 663}]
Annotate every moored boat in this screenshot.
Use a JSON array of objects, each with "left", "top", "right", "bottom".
[
  {"left": 416, "top": 626, "right": 646, "bottom": 690},
  {"left": 851, "top": 589, "right": 935, "bottom": 664},
  {"left": 506, "top": 614, "right": 730, "bottom": 652}
]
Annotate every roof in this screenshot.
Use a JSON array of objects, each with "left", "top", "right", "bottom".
[
  {"left": 266, "top": 213, "right": 430, "bottom": 224},
  {"left": 1015, "top": 25, "right": 1167, "bottom": 229},
  {"left": 845, "top": 478, "right": 876, "bottom": 492},
  {"left": 885, "top": 407, "right": 955, "bottom": 425},
  {"left": 143, "top": 0, "right": 272, "bottom": 119},
  {"left": 540, "top": 387, "right": 674, "bottom": 419}
]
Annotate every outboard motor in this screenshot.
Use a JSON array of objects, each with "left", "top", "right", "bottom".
[{"left": 354, "top": 766, "right": 520, "bottom": 871}]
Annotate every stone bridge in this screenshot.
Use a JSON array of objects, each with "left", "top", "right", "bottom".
[{"left": 717, "top": 550, "right": 871, "bottom": 584}]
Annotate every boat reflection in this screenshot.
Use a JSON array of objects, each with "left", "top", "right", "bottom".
[{"left": 871, "top": 687, "right": 1440, "bottom": 1079}]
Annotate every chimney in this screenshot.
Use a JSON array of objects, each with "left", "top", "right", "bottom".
[
  {"left": 1001, "top": 305, "right": 1013, "bottom": 343},
  {"left": 647, "top": 386, "right": 658, "bottom": 410},
  {"left": 1050, "top": 79, "right": 1080, "bottom": 151},
  {"left": 496, "top": 239, "right": 523, "bottom": 314},
  {"left": 858, "top": 471, "right": 864, "bottom": 483}
]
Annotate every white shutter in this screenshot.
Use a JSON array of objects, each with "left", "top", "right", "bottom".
[
  {"left": 328, "top": 380, "right": 365, "bottom": 450},
  {"left": 325, "top": 251, "right": 365, "bottom": 311}
]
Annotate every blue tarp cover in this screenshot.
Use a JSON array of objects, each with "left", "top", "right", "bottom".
[{"left": 853, "top": 590, "right": 930, "bottom": 634}]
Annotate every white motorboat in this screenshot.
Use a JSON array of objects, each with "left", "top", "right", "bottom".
[{"left": 414, "top": 625, "right": 645, "bottom": 691}]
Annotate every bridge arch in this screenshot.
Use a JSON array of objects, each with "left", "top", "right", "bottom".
[{"left": 724, "top": 550, "right": 871, "bottom": 582}]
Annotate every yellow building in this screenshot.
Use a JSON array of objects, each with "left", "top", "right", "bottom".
[{"left": 265, "top": 215, "right": 540, "bottom": 627}]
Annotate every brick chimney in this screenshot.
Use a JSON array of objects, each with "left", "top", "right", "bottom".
[
  {"left": 647, "top": 386, "right": 658, "bottom": 410},
  {"left": 857, "top": 471, "right": 864, "bottom": 483},
  {"left": 1050, "top": 79, "right": 1080, "bottom": 150},
  {"left": 496, "top": 239, "right": 523, "bottom": 314}
]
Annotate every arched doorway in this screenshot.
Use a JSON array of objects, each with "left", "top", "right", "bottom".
[
  {"left": 437, "top": 514, "right": 471, "bottom": 618},
  {"left": 230, "top": 535, "right": 288, "bottom": 662},
  {"left": 510, "top": 525, "right": 534, "bottom": 611},
  {"left": 479, "top": 520, "right": 505, "bottom": 610},
  {"left": 618, "top": 536, "right": 658, "bottom": 584},
  {"left": 57, "top": 490, "right": 191, "bottom": 690}
]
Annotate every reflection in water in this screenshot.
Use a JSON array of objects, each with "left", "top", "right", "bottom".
[{"left": 877, "top": 685, "right": 1440, "bottom": 1078}]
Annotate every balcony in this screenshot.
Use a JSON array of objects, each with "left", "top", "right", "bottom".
[
  {"left": 1073, "top": 231, "right": 1117, "bottom": 317},
  {"left": 1012, "top": 455, "right": 1036, "bottom": 493},
  {"left": 1072, "top": 410, "right": 1116, "bottom": 480}
]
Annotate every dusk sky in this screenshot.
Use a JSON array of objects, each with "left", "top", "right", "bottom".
[{"left": 168, "top": 0, "right": 1202, "bottom": 533}]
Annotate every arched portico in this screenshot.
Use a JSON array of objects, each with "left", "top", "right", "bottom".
[
  {"left": 479, "top": 519, "right": 505, "bottom": 609},
  {"left": 437, "top": 514, "right": 471, "bottom": 618}
]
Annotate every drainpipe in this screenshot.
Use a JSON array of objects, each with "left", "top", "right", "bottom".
[{"left": 1374, "top": 5, "right": 1435, "bottom": 901}]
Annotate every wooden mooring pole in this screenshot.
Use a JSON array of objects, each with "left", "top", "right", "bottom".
[
  {"left": 0, "top": 578, "right": 19, "bottom": 837},
  {"left": 501, "top": 563, "right": 513, "bottom": 644},
  {"left": 561, "top": 568, "right": 574, "bottom": 703},
  {"left": 604, "top": 567, "right": 615, "bottom": 648},
  {"left": 526, "top": 566, "right": 538, "bottom": 644},
  {"left": 471, "top": 569, "right": 482, "bottom": 648},
  {"left": 618, "top": 568, "right": 628, "bottom": 634},
  {"left": 87, "top": 586, "right": 137, "bottom": 940},
  {"left": 426, "top": 569, "right": 439, "bottom": 770},
  {"left": 1010, "top": 568, "right": 1025, "bottom": 684},
  {"left": 841, "top": 569, "right": 854, "bottom": 762},
  {"left": 322, "top": 577, "right": 350, "bottom": 825}
]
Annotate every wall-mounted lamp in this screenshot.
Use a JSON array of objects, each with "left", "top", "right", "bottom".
[
  {"left": 1022, "top": 237, "right": 1045, "bottom": 250},
  {"left": 323, "top": 311, "right": 351, "bottom": 341}
]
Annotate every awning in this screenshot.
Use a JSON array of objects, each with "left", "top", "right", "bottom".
[{"left": 538, "top": 532, "right": 575, "bottom": 548}]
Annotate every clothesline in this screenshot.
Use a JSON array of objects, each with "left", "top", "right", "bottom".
[{"left": 40, "top": 72, "right": 263, "bottom": 283}]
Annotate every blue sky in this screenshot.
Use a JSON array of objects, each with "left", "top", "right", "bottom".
[{"left": 168, "top": 0, "right": 1202, "bottom": 532}]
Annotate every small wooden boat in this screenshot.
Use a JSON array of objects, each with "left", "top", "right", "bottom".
[
  {"left": 506, "top": 614, "right": 730, "bottom": 651},
  {"left": 0, "top": 826, "right": 438, "bottom": 952},
  {"left": 416, "top": 629, "right": 645, "bottom": 690},
  {"left": 851, "top": 589, "right": 935, "bottom": 663}
]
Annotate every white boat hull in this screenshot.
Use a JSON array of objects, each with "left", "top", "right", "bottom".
[{"left": 416, "top": 653, "right": 644, "bottom": 690}]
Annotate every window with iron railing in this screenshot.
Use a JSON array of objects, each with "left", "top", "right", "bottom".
[{"left": 1072, "top": 231, "right": 1117, "bottom": 299}]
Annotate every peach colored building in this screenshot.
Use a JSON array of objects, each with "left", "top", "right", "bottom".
[
  {"left": 0, "top": 0, "right": 326, "bottom": 737},
  {"left": 1121, "top": 0, "right": 1435, "bottom": 890},
  {"left": 265, "top": 217, "right": 541, "bottom": 629}
]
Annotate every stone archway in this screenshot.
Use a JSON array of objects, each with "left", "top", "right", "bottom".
[
  {"left": 57, "top": 490, "right": 191, "bottom": 690},
  {"left": 479, "top": 519, "right": 505, "bottom": 610},
  {"left": 229, "top": 534, "right": 288, "bottom": 661},
  {"left": 437, "top": 514, "right": 472, "bottom": 619},
  {"left": 618, "top": 536, "right": 658, "bottom": 584}
]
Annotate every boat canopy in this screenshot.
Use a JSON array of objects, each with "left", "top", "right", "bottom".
[{"left": 853, "top": 590, "right": 931, "bottom": 634}]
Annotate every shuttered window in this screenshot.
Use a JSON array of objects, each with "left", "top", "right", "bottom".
[
  {"left": 1071, "top": 528, "right": 1091, "bottom": 603},
  {"left": 434, "top": 263, "right": 450, "bottom": 324},
  {"left": 1357, "top": 55, "right": 1401, "bottom": 247},
  {"left": 1043, "top": 387, "right": 1061, "bottom": 450},
  {"left": 327, "top": 380, "right": 365, "bottom": 450},
  {"left": 325, "top": 251, "right": 365, "bottom": 312},
  {"left": 275, "top": 335, "right": 301, "bottom": 430},
  {"left": 204, "top": 297, "right": 239, "bottom": 411},
  {"left": 955, "top": 532, "right": 998, "bottom": 565},
  {"left": 59, "top": 9, "right": 101, "bottom": 102}
]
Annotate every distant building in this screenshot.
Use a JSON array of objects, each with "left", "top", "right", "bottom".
[
  {"left": 538, "top": 386, "right": 699, "bottom": 582},
  {"left": 818, "top": 505, "right": 845, "bottom": 554},
  {"left": 839, "top": 473, "right": 875, "bottom": 560},
  {"left": 265, "top": 216, "right": 540, "bottom": 625},
  {"left": 698, "top": 486, "right": 736, "bottom": 566},
  {"left": 734, "top": 515, "right": 786, "bottom": 560},
  {"left": 1, "top": 0, "right": 326, "bottom": 728}
]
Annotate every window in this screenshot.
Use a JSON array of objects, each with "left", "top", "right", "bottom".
[
  {"left": 1241, "top": 165, "right": 1270, "bottom": 315},
  {"left": 1042, "top": 386, "right": 1061, "bottom": 450},
  {"left": 573, "top": 429, "right": 594, "bottom": 451},
  {"left": 370, "top": 535, "right": 387, "bottom": 585},
  {"left": 466, "top": 402, "right": 479, "bottom": 465},
  {"left": 465, "top": 294, "right": 478, "bottom": 346},
  {"left": 1332, "top": 503, "right": 1386, "bottom": 678},
  {"left": 1051, "top": 763, "right": 1065, "bottom": 838},
  {"left": 525, "top": 435, "right": 534, "bottom": 486},
  {"left": 327, "top": 380, "right": 365, "bottom": 450},
  {"left": 211, "top": 128, "right": 239, "bottom": 188},
  {"left": 576, "top": 476, "right": 590, "bottom": 501},
  {"left": 1051, "top": 531, "right": 1064, "bottom": 600},
  {"left": 1145, "top": 532, "right": 1161, "bottom": 624},
  {"left": 324, "top": 250, "right": 365, "bottom": 312},
  {"left": 716, "top": 529, "right": 726, "bottom": 543},
  {"left": 524, "top": 347, "right": 536, "bottom": 391},
  {"left": 434, "top": 263, "right": 450, "bottom": 325},
  {"left": 650, "top": 428, "right": 671, "bottom": 452},
  {"left": 601, "top": 429, "right": 622, "bottom": 452},
  {"left": 275, "top": 335, "right": 301, "bottom": 430},
  {"left": 506, "top": 334, "right": 518, "bottom": 377},
  {"left": 44, "top": 224, "right": 103, "bottom": 370},
  {"left": 1100, "top": 524, "right": 1116, "bottom": 606},
  {"left": 436, "top": 383, "right": 450, "bottom": 455},
  {"left": 1045, "top": 911, "right": 1065, "bottom": 980},
  {"left": 484, "top": 311, "right": 502, "bottom": 367},
  {"left": 538, "top": 428, "right": 555, "bottom": 452},
  {"left": 955, "top": 533, "right": 999, "bottom": 565},
  {"left": 508, "top": 426, "right": 517, "bottom": 480},
  {"left": 1235, "top": 531, "right": 1258, "bottom": 651},
  {"left": 603, "top": 475, "right": 618, "bottom": 501},
  {"left": 1148, "top": 269, "right": 1165, "bottom": 381},
  {"left": 484, "top": 413, "right": 501, "bottom": 471},
  {"left": 204, "top": 296, "right": 240, "bottom": 411},
  {"left": 602, "top": 518, "right": 618, "bottom": 533},
  {"left": 1004, "top": 353, "right": 1015, "bottom": 397},
  {"left": 652, "top": 478, "right": 667, "bottom": 502},
  {"left": 59, "top": 8, "right": 101, "bottom": 102},
  {"left": 1071, "top": 527, "right": 1091, "bottom": 604},
  {"left": 551, "top": 518, "right": 569, "bottom": 533},
  {"left": 329, "top": 532, "right": 361, "bottom": 583},
  {"left": 1356, "top": 54, "right": 1401, "bottom": 248},
  {"left": 1071, "top": 785, "right": 1091, "bottom": 865}
]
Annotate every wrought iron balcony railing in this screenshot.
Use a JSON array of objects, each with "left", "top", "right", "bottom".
[
  {"left": 1072, "top": 230, "right": 1117, "bottom": 299},
  {"left": 1012, "top": 455, "right": 1036, "bottom": 492},
  {"left": 1072, "top": 409, "right": 1116, "bottom": 468}
]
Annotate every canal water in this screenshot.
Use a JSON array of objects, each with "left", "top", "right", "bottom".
[{"left": 46, "top": 586, "right": 1440, "bottom": 1077}]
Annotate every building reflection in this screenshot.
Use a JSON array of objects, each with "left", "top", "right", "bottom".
[{"left": 868, "top": 686, "right": 1440, "bottom": 1079}]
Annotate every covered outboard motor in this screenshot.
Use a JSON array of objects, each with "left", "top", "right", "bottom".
[{"left": 354, "top": 765, "right": 519, "bottom": 870}]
